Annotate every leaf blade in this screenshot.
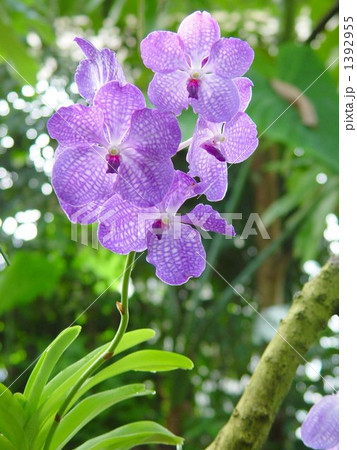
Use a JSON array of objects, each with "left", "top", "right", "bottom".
[
  {"left": 73, "top": 421, "right": 184, "bottom": 450},
  {"left": 25, "top": 329, "right": 156, "bottom": 445},
  {"left": 51, "top": 384, "right": 154, "bottom": 450},
  {"left": 76, "top": 350, "right": 193, "bottom": 400},
  {"left": 23, "top": 326, "right": 81, "bottom": 414},
  {"left": 0, "top": 384, "right": 28, "bottom": 448}
]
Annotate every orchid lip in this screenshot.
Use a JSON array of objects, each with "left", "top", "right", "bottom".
[
  {"left": 151, "top": 219, "right": 165, "bottom": 240},
  {"left": 187, "top": 78, "right": 200, "bottom": 100},
  {"left": 106, "top": 153, "right": 120, "bottom": 173},
  {"left": 201, "top": 142, "right": 226, "bottom": 162}
]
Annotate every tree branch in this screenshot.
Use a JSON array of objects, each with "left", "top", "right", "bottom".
[
  {"left": 206, "top": 256, "right": 339, "bottom": 450},
  {"left": 306, "top": 2, "right": 339, "bottom": 44}
]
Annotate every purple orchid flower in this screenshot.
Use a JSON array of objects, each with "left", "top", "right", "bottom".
[
  {"left": 74, "top": 37, "right": 126, "bottom": 104},
  {"left": 301, "top": 394, "right": 339, "bottom": 450},
  {"left": 48, "top": 81, "right": 181, "bottom": 212},
  {"left": 98, "top": 171, "right": 235, "bottom": 285},
  {"left": 140, "top": 11, "right": 254, "bottom": 123},
  {"left": 187, "top": 77, "right": 258, "bottom": 201}
]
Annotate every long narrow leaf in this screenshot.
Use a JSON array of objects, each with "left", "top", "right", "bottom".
[
  {"left": 0, "top": 385, "right": 28, "bottom": 449},
  {"left": 25, "top": 329, "right": 155, "bottom": 444},
  {"left": 43, "top": 328, "right": 155, "bottom": 400},
  {"left": 0, "top": 435, "right": 16, "bottom": 450},
  {"left": 50, "top": 384, "right": 154, "bottom": 450},
  {"left": 23, "top": 326, "right": 81, "bottom": 414},
  {"left": 76, "top": 350, "right": 193, "bottom": 400},
  {"left": 73, "top": 421, "right": 184, "bottom": 450}
]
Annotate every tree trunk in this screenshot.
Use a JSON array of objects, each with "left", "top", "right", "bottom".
[
  {"left": 253, "top": 147, "right": 289, "bottom": 308},
  {"left": 206, "top": 256, "right": 339, "bottom": 450}
]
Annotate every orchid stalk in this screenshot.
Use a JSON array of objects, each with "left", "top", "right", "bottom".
[{"left": 43, "top": 251, "right": 136, "bottom": 450}]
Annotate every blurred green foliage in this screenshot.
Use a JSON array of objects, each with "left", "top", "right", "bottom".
[{"left": 0, "top": 0, "right": 338, "bottom": 449}]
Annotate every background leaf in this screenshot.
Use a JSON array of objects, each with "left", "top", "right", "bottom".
[{"left": 0, "top": 251, "right": 65, "bottom": 314}]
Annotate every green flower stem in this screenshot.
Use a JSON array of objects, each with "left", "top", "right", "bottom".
[{"left": 43, "top": 251, "right": 136, "bottom": 450}]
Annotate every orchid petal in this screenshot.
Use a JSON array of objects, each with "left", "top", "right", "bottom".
[
  {"left": 187, "top": 118, "right": 227, "bottom": 201},
  {"left": 140, "top": 31, "right": 186, "bottom": 73},
  {"left": 146, "top": 222, "right": 206, "bottom": 285},
  {"left": 177, "top": 11, "right": 220, "bottom": 63},
  {"left": 94, "top": 81, "right": 146, "bottom": 144},
  {"left": 118, "top": 149, "right": 175, "bottom": 206},
  {"left": 181, "top": 204, "right": 235, "bottom": 236},
  {"left": 301, "top": 394, "right": 339, "bottom": 449},
  {"left": 235, "top": 77, "right": 253, "bottom": 112},
  {"left": 125, "top": 108, "right": 181, "bottom": 159},
  {"left": 98, "top": 195, "right": 156, "bottom": 253},
  {"left": 74, "top": 37, "right": 126, "bottom": 103},
  {"left": 59, "top": 195, "right": 111, "bottom": 224},
  {"left": 222, "top": 112, "right": 258, "bottom": 163},
  {"left": 191, "top": 73, "right": 239, "bottom": 122},
  {"left": 52, "top": 146, "right": 116, "bottom": 205},
  {"left": 161, "top": 170, "right": 197, "bottom": 213},
  {"left": 148, "top": 71, "right": 189, "bottom": 116},
  {"left": 47, "top": 104, "right": 107, "bottom": 148},
  {"left": 209, "top": 37, "right": 254, "bottom": 79}
]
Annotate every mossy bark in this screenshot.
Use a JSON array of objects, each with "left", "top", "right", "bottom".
[{"left": 206, "top": 256, "right": 339, "bottom": 450}]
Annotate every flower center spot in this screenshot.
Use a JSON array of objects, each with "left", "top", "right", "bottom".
[
  {"left": 152, "top": 219, "right": 166, "bottom": 240},
  {"left": 187, "top": 78, "right": 201, "bottom": 100},
  {"left": 201, "top": 138, "right": 226, "bottom": 162},
  {"left": 106, "top": 146, "right": 120, "bottom": 173},
  {"left": 108, "top": 146, "right": 119, "bottom": 155}
]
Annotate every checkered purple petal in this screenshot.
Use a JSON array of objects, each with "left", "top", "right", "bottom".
[
  {"left": 98, "top": 195, "right": 156, "bottom": 253},
  {"left": 181, "top": 203, "right": 235, "bottom": 236},
  {"left": 187, "top": 119, "right": 227, "bottom": 201},
  {"left": 177, "top": 11, "right": 220, "bottom": 63},
  {"left": 235, "top": 77, "right": 253, "bottom": 112},
  {"left": 59, "top": 194, "right": 112, "bottom": 224},
  {"left": 191, "top": 73, "right": 240, "bottom": 122},
  {"left": 140, "top": 31, "right": 187, "bottom": 73},
  {"left": 301, "top": 394, "right": 339, "bottom": 450},
  {"left": 47, "top": 104, "right": 107, "bottom": 148},
  {"left": 125, "top": 108, "right": 181, "bottom": 159},
  {"left": 162, "top": 170, "right": 197, "bottom": 214},
  {"left": 188, "top": 152, "right": 227, "bottom": 202},
  {"left": 118, "top": 149, "right": 175, "bottom": 207},
  {"left": 52, "top": 146, "right": 116, "bottom": 206},
  {"left": 94, "top": 81, "right": 146, "bottom": 145},
  {"left": 208, "top": 37, "right": 254, "bottom": 79},
  {"left": 146, "top": 221, "right": 206, "bottom": 285},
  {"left": 74, "top": 37, "right": 126, "bottom": 103},
  {"left": 74, "top": 37, "right": 98, "bottom": 58},
  {"left": 148, "top": 71, "right": 189, "bottom": 116},
  {"left": 222, "top": 112, "right": 258, "bottom": 163},
  {"left": 54, "top": 145, "right": 67, "bottom": 161}
]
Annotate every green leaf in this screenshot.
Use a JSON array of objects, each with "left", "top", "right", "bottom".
[
  {"left": 23, "top": 326, "right": 81, "bottom": 414},
  {"left": 0, "top": 435, "right": 16, "bottom": 450},
  {"left": 249, "top": 44, "right": 338, "bottom": 172},
  {"left": 76, "top": 350, "right": 193, "bottom": 399},
  {"left": 50, "top": 384, "right": 154, "bottom": 450},
  {"left": 0, "top": 251, "right": 65, "bottom": 315},
  {"left": 262, "top": 167, "right": 318, "bottom": 227},
  {"left": 0, "top": 17, "right": 38, "bottom": 85},
  {"left": 294, "top": 180, "right": 338, "bottom": 260},
  {"left": 43, "top": 328, "right": 155, "bottom": 400},
  {"left": 25, "top": 329, "right": 155, "bottom": 444},
  {"left": 0, "top": 384, "right": 27, "bottom": 448},
  {"left": 73, "top": 421, "right": 184, "bottom": 450}
]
